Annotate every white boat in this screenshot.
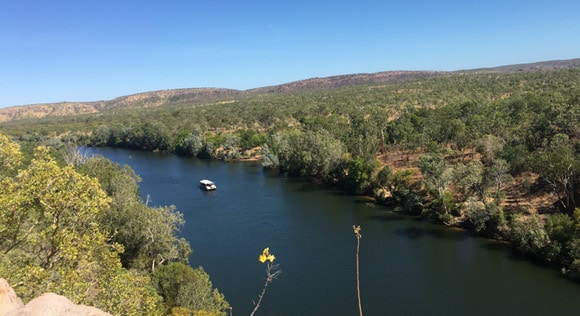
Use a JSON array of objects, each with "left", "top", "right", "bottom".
[{"left": 199, "top": 179, "right": 217, "bottom": 191}]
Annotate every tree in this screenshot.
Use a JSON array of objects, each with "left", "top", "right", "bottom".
[
  {"left": 416, "top": 153, "right": 455, "bottom": 217},
  {"left": 0, "top": 133, "right": 22, "bottom": 178},
  {"left": 375, "top": 165, "right": 393, "bottom": 190},
  {"left": 483, "top": 158, "right": 512, "bottom": 201},
  {"left": 174, "top": 128, "right": 204, "bottom": 156},
  {"left": 453, "top": 160, "right": 484, "bottom": 200},
  {"left": 261, "top": 143, "right": 279, "bottom": 169},
  {"left": 92, "top": 124, "right": 111, "bottom": 146},
  {"left": 277, "top": 129, "right": 345, "bottom": 181},
  {"left": 0, "top": 143, "right": 163, "bottom": 315},
  {"left": 237, "top": 129, "right": 268, "bottom": 151},
  {"left": 345, "top": 111, "right": 381, "bottom": 159},
  {"left": 341, "top": 157, "right": 380, "bottom": 194},
  {"left": 531, "top": 134, "right": 579, "bottom": 213},
  {"left": 476, "top": 134, "right": 504, "bottom": 165},
  {"left": 77, "top": 156, "right": 191, "bottom": 271},
  {"left": 152, "top": 263, "right": 230, "bottom": 315},
  {"left": 131, "top": 122, "right": 171, "bottom": 151},
  {"left": 381, "top": 169, "right": 423, "bottom": 214},
  {"left": 0, "top": 146, "right": 112, "bottom": 269},
  {"left": 509, "top": 213, "right": 556, "bottom": 262},
  {"left": 218, "top": 134, "right": 241, "bottom": 160},
  {"left": 546, "top": 213, "right": 575, "bottom": 263}
]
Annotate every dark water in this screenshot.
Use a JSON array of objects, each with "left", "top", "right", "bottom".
[{"left": 92, "top": 148, "right": 580, "bottom": 316}]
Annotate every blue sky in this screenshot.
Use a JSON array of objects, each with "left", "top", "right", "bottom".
[{"left": 1, "top": 0, "right": 579, "bottom": 108}]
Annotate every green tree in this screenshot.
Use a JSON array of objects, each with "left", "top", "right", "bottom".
[
  {"left": 0, "top": 133, "right": 22, "bottom": 178},
  {"left": 237, "top": 129, "right": 268, "bottom": 150},
  {"left": 261, "top": 142, "right": 279, "bottom": 169},
  {"left": 174, "top": 128, "right": 204, "bottom": 156},
  {"left": 416, "top": 153, "right": 454, "bottom": 217},
  {"left": 483, "top": 158, "right": 512, "bottom": 201},
  {"left": 277, "top": 129, "right": 345, "bottom": 181},
  {"left": 77, "top": 156, "right": 191, "bottom": 271},
  {"left": 453, "top": 160, "right": 484, "bottom": 200},
  {"left": 531, "top": 134, "right": 579, "bottom": 213},
  {"left": 152, "top": 263, "right": 230, "bottom": 315},
  {"left": 132, "top": 122, "right": 171, "bottom": 151},
  {"left": 384, "top": 169, "right": 423, "bottom": 214},
  {"left": 508, "top": 213, "right": 555, "bottom": 261},
  {"left": 0, "top": 146, "right": 112, "bottom": 269},
  {"left": 341, "top": 157, "right": 380, "bottom": 194},
  {"left": 375, "top": 165, "right": 393, "bottom": 189},
  {"left": 0, "top": 144, "right": 163, "bottom": 315},
  {"left": 92, "top": 124, "right": 111, "bottom": 146}
]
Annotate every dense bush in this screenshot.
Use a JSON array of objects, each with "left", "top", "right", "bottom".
[{"left": 0, "top": 134, "right": 229, "bottom": 315}]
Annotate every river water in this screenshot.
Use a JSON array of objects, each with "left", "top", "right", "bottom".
[{"left": 91, "top": 148, "right": 580, "bottom": 316}]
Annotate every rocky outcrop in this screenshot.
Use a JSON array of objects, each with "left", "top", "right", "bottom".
[
  {"left": 0, "top": 279, "right": 111, "bottom": 316},
  {"left": 0, "top": 279, "right": 23, "bottom": 315}
]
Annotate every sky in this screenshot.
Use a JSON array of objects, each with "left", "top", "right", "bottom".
[{"left": 1, "top": 0, "right": 579, "bottom": 108}]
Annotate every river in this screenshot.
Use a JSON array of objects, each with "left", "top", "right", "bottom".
[{"left": 91, "top": 147, "right": 580, "bottom": 316}]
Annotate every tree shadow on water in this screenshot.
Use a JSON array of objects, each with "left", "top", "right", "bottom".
[
  {"left": 482, "top": 241, "right": 553, "bottom": 267},
  {"left": 366, "top": 213, "right": 407, "bottom": 223},
  {"left": 393, "top": 226, "right": 470, "bottom": 242}
]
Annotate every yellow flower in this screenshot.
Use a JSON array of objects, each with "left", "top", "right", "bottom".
[
  {"left": 258, "top": 247, "right": 276, "bottom": 263},
  {"left": 353, "top": 225, "right": 362, "bottom": 239}
]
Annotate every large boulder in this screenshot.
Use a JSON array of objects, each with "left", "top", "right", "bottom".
[
  {"left": 0, "top": 278, "right": 111, "bottom": 316},
  {"left": 0, "top": 279, "right": 23, "bottom": 315}
]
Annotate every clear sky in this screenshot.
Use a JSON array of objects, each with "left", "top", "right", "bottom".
[{"left": 1, "top": 0, "right": 579, "bottom": 108}]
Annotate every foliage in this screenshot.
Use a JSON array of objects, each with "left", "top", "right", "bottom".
[
  {"left": 380, "top": 169, "right": 423, "bottom": 214},
  {"left": 0, "top": 133, "right": 22, "bottom": 178},
  {"left": 77, "top": 156, "right": 191, "bottom": 271},
  {"left": 173, "top": 128, "right": 204, "bottom": 156},
  {"left": 236, "top": 129, "right": 268, "bottom": 151},
  {"left": 260, "top": 142, "right": 279, "bottom": 169},
  {"left": 452, "top": 160, "right": 484, "bottom": 199},
  {"left": 483, "top": 158, "right": 512, "bottom": 201},
  {"left": 152, "top": 263, "right": 230, "bottom": 316},
  {"left": 464, "top": 199, "right": 504, "bottom": 235},
  {"left": 530, "top": 133, "right": 579, "bottom": 213},
  {"left": 0, "top": 134, "right": 228, "bottom": 315},
  {"left": 416, "top": 153, "right": 455, "bottom": 216},
  {"left": 276, "top": 129, "right": 345, "bottom": 181},
  {"left": 544, "top": 209, "right": 580, "bottom": 274},
  {"left": 0, "top": 140, "right": 163, "bottom": 315},
  {"left": 508, "top": 214, "right": 553, "bottom": 260},
  {"left": 341, "top": 157, "right": 380, "bottom": 194}
]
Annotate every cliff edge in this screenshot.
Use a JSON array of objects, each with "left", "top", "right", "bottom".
[{"left": 0, "top": 278, "right": 111, "bottom": 316}]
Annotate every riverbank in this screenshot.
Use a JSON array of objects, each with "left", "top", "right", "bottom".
[
  {"left": 86, "top": 148, "right": 580, "bottom": 316},
  {"left": 88, "top": 146, "right": 580, "bottom": 315},
  {"left": 94, "top": 142, "right": 579, "bottom": 282}
]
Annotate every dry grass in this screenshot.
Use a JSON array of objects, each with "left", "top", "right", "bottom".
[{"left": 377, "top": 147, "right": 558, "bottom": 218}]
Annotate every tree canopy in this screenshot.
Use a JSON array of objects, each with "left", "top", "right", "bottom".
[{"left": 0, "top": 134, "right": 230, "bottom": 315}]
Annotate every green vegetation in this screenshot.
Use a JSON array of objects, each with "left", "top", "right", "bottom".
[
  {"left": 0, "top": 65, "right": 580, "bottom": 310},
  {"left": 0, "top": 134, "right": 230, "bottom": 315}
]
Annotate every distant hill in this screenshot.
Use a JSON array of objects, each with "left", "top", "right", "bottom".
[
  {"left": 246, "top": 70, "right": 441, "bottom": 94},
  {"left": 465, "top": 58, "right": 580, "bottom": 72},
  {"left": 1, "top": 58, "right": 579, "bottom": 123},
  {"left": 0, "top": 88, "right": 242, "bottom": 123}
]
